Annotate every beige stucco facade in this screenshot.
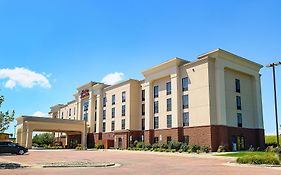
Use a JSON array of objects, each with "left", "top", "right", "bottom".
[{"left": 18, "top": 48, "right": 264, "bottom": 151}]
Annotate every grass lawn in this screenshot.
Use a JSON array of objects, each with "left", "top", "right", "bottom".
[
  {"left": 265, "top": 135, "right": 281, "bottom": 145},
  {"left": 215, "top": 151, "right": 275, "bottom": 158}
]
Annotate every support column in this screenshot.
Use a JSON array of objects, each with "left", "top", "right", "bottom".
[
  {"left": 20, "top": 124, "right": 27, "bottom": 147},
  {"left": 215, "top": 63, "right": 227, "bottom": 125},
  {"left": 143, "top": 81, "right": 153, "bottom": 144},
  {"left": 95, "top": 92, "right": 103, "bottom": 133},
  {"left": 170, "top": 72, "right": 180, "bottom": 128},
  {"left": 88, "top": 91, "right": 95, "bottom": 133},
  {"left": 253, "top": 75, "right": 264, "bottom": 129},
  {"left": 65, "top": 133, "right": 69, "bottom": 147},
  {"left": 77, "top": 97, "right": 82, "bottom": 120},
  {"left": 16, "top": 127, "right": 22, "bottom": 145},
  {"left": 26, "top": 126, "right": 33, "bottom": 149},
  {"left": 81, "top": 130, "right": 87, "bottom": 149},
  {"left": 144, "top": 81, "right": 153, "bottom": 130}
]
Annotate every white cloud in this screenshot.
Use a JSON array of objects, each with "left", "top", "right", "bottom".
[
  {"left": 32, "top": 111, "right": 47, "bottom": 117},
  {"left": 0, "top": 67, "right": 51, "bottom": 89},
  {"left": 101, "top": 72, "right": 125, "bottom": 85}
]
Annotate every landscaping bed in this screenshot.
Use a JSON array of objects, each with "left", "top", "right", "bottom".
[{"left": 216, "top": 151, "right": 281, "bottom": 165}]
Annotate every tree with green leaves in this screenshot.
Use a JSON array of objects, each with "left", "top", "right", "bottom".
[
  {"left": 32, "top": 133, "right": 55, "bottom": 146},
  {"left": 0, "top": 94, "right": 15, "bottom": 133}
]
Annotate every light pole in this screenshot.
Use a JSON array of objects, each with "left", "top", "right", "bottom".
[{"left": 266, "top": 61, "right": 281, "bottom": 147}]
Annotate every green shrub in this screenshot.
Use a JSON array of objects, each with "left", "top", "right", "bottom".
[
  {"left": 200, "top": 146, "right": 211, "bottom": 153},
  {"left": 136, "top": 142, "right": 145, "bottom": 148},
  {"left": 165, "top": 149, "right": 171, "bottom": 152},
  {"left": 178, "top": 149, "right": 183, "bottom": 153},
  {"left": 180, "top": 143, "right": 189, "bottom": 152},
  {"left": 144, "top": 148, "right": 149, "bottom": 151},
  {"left": 265, "top": 146, "right": 277, "bottom": 153},
  {"left": 152, "top": 143, "right": 160, "bottom": 149},
  {"left": 145, "top": 144, "right": 152, "bottom": 149},
  {"left": 32, "top": 143, "right": 39, "bottom": 147},
  {"left": 189, "top": 145, "right": 201, "bottom": 153},
  {"left": 160, "top": 144, "right": 168, "bottom": 149},
  {"left": 171, "top": 149, "right": 176, "bottom": 153},
  {"left": 95, "top": 141, "right": 104, "bottom": 149},
  {"left": 237, "top": 155, "right": 280, "bottom": 165},
  {"left": 75, "top": 144, "right": 83, "bottom": 150},
  {"left": 168, "top": 141, "right": 182, "bottom": 151},
  {"left": 217, "top": 145, "right": 228, "bottom": 152}
]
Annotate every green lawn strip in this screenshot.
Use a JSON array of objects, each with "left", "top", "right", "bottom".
[
  {"left": 215, "top": 151, "right": 274, "bottom": 158},
  {"left": 265, "top": 135, "right": 281, "bottom": 145}
]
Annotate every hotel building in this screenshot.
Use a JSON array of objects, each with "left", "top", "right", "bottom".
[{"left": 49, "top": 49, "right": 264, "bottom": 151}]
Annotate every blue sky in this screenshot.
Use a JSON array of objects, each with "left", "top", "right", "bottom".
[{"left": 0, "top": 0, "right": 281, "bottom": 136}]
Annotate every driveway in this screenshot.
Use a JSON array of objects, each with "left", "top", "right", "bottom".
[{"left": 0, "top": 150, "right": 280, "bottom": 175}]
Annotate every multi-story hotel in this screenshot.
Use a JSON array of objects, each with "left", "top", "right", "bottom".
[{"left": 49, "top": 49, "right": 264, "bottom": 151}]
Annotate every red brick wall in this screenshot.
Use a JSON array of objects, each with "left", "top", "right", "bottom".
[
  {"left": 69, "top": 125, "right": 264, "bottom": 151},
  {"left": 210, "top": 125, "right": 265, "bottom": 151},
  {"left": 183, "top": 126, "right": 212, "bottom": 147}
]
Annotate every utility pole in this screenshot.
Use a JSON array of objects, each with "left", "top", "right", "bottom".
[{"left": 266, "top": 61, "right": 281, "bottom": 147}]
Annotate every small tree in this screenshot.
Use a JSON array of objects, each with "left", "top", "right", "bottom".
[
  {"left": 32, "top": 133, "right": 55, "bottom": 146},
  {"left": 0, "top": 94, "right": 15, "bottom": 133}
]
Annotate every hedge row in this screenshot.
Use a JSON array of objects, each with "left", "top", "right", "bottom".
[
  {"left": 237, "top": 155, "right": 280, "bottom": 165},
  {"left": 128, "top": 141, "right": 211, "bottom": 153}
]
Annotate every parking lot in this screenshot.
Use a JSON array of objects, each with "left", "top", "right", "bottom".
[{"left": 0, "top": 150, "right": 280, "bottom": 175}]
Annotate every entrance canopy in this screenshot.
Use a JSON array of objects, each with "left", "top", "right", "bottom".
[{"left": 16, "top": 116, "right": 87, "bottom": 149}]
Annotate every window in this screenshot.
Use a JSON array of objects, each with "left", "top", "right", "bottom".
[
  {"left": 111, "top": 121, "right": 115, "bottom": 131},
  {"left": 237, "top": 113, "right": 242, "bottom": 127},
  {"left": 167, "top": 136, "right": 172, "bottom": 144},
  {"left": 183, "top": 135, "right": 189, "bottom": 144},
  {"left": 235, "top": 79, "right": 241, "bottom": 93},
  {"left": 83, "top": 101, "right": 89, "bottom": 111},
  {"left": 167, "top": 115, "right": 172, "bottom": 128},
  {"left": 61, "top": 112, "right": 63, "bottom": 119},
  {"left": 112, "top": 94, "right": 116, "bottom": 105},
  {"left": 121, "top": 119, "right": 125, "bottom": 130},
  {"left": 236, "top": 96, "right": 241, "bottom": 110},
  {"left": 102, "top": 122, "right": 106, "bottom": 132},
  {"left": 142, "top": 118, "right": 145, "bottom": 130},
  {"left": 166, "top": 82, "right": 171, "bottom": 95},
  {"left": 183, "top": 95, "right": 189, "bottom": 109},
  {"left": 183, "top": 112, "right": 189, "bottom": 127},
  {"left": 182, "top": 77, "right": 189, "bottom": 91},
  {"left": 142, "top": 90, "right": 145, "bottom": 101},
  {"left": 154, "top": 137, "right": 159, "bottom": 144},
  {"left": 154, "top": 101, "right": 159, "bottom": 114},
  {"left": 112, "top": 108, "right": 115, "bottom": 118},
  {"left": 154, "top": 116, "right": 159, "bottom": 129},
  {"left": 154, "top": 86, "right": 159, "bottom": 98},
  {"left": 167, "top": 98, "right": 172, "bottom": 111},
  {"left": 122, "top": 91, "right": 126, "bottom": 102},
  {"left": 103, "top": 110, "right": 106, "bottom": 120},
  {"left": 103, "top": 97, "right": 106, "bottom": 107},
  {"left": 74, "top": 107, "right": 76, "bottom": 115},
  {"left": 69, "top": 109, "right": 71, "bottom": 116},
  {"left": 142, "top": 104, "right": 145, "bottom": 116},
  {"left": 84, "top": 112, "right": 88, "bottom": 121},
  {"left": 122, "top": 105, "right": 126, "bottom": 116}
]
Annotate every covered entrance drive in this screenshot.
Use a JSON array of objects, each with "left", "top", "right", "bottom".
[{"left": 16, "top": 116, "right": 87, "bottom": 149}]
